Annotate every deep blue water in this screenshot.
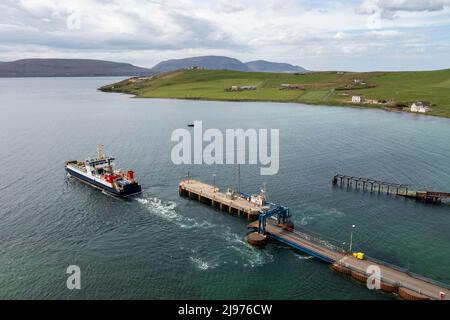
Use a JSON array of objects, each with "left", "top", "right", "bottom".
[{"left": 0, "top": 77, "right": 449, "bottom": 299}]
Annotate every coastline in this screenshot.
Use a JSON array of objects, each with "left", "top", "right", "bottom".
[
  {"left": 100, "top": 87, "right": 449, "bottom": 120},
  {"left": 99, "top": 69, "right": 450, "bottom": 120}
]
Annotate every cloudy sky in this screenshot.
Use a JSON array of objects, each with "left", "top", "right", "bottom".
[{"left": 1, "top": 0, "right": 450, "bottom": 71}]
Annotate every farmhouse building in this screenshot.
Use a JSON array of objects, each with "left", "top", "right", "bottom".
[
  {"left": 352, "top": 95, "right": 365, "bottom": 104},
  {"left": 410, "top": 101, "right": 431, "bottom": 113},
  {"left": 228, "top": 85, "right": 257, "bottom": 92},
  {"left": 353, "top": 79, "right": 366, "bottom": 85},
  {"left": 279, "top": 84, "right": 303, "bottom": 90}
]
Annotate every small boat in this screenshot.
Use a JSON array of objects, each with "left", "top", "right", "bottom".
[
  {"left": 65, "top": 145, "right": 142, "bottom": 198},
  {"left": 187, "top": 123, "right": 195, "bottom": 127}
]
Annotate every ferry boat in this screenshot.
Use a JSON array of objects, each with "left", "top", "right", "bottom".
[{"left": 65, "top": 145, "right": 142, "bottom": 197}]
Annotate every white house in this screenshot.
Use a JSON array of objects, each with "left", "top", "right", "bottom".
[
  {"left": 353, "top": 79, "right": 366, "bottom": 85},
  {"left": 352, "top": 95, "right": 365, "bottom": 104},
  {"left": 411, "top": 101, "right": 430, "bottom": 113},
  {"left": 229, "top": 85, "right": 257, "bottom": 91},
  {"left": 240, "top": 85, "right": 257, "bottom": 90}
]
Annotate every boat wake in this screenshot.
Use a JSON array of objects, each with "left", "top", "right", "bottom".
[
  {"left": 224, "top": 228, "right": 274, "bottom": 268},
  {"left": 136, "top": 196, "right": 216, "bottom": 230},
  {"left": 136, "top": 195, "right": 273, "bottom": 271},
  {"left": 189, "top": 256, "right": 218, "bottom": 271},
  {"left": 185, "top": 228, "right": 274, "bottom": 271}
]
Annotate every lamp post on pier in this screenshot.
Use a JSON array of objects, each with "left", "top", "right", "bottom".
[{"left": 349, "top": 224, "right": 356, "bottom": 253}]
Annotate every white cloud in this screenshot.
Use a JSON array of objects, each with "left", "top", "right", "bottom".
[
  {"left": 334, "top": 32, "right": 346, "bottom": 39},
  {"left": 0, "top": 0, "right": 449, "bottom": 71},
  {"left": 356, "top": 0, "right": 450, "bottom": 19},
  {"left": 367, "top": 30, "right": 403, "bottom": 37},
  {"left": 214, "top": 0, "right": 245, "bottom": 13}
]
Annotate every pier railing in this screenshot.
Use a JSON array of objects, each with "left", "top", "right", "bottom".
[
  {"left": 269, "top": 219, "right": 348, "bottom": 255},
  {"left": 290, "top": 228, "right": 347, "bottom": 254}
]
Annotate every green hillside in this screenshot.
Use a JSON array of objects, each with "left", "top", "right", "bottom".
[{"left": 100, "top": 69, "right": 450, "bottom": 118}]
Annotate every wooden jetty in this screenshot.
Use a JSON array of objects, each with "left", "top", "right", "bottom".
[
  {"left": 179, "top": 178, "right": 449, "bottom": 300},
  {"left": 332, "top": 174, "right": 450, "bottom": 203},
  {"left": 248, "top": 219, "right": 450, "bottom": 300}
]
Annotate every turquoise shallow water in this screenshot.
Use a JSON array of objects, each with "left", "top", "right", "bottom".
[{"left": 0, "top": 77, "right": 449, "bottom": 299}]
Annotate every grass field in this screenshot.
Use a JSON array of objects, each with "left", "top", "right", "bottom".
[{"left": 100, "top": 69, "right": 450, "bottom": 118}]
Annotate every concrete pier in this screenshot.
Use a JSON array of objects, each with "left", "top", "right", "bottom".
[
  {"left": 179, "top": 179, "right": 270, "bottom": 220},
  {"left": 179, "top": 177, "right": 449, "bottom": 300},
  {"left": 248, "top": 219, "right": 450, "bottom": 300}
]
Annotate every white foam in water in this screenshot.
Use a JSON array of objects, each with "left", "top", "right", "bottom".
[
  {"left": 186, "top": 229, "right": 274, "bottom": 271},
  {"left": 223, "top": 228, "right": 274, "bottom": 268},
  {"left": 137, "top": 196, "right": 273, "bottom": 270},
  {"left": 189, "top": 257, "right": 216, "bottom": 270},
  {"left": 296, "top": 254, "right": 314, "bottom": 260},
  {"left": 188, "top": 248, "right": 221, "bottom": 271},
  {"left": 299, "top": 216, "right": 312, "bottom": 226},
  {"left": 136, "top": 196, "right": 215, "bottom": 230}
]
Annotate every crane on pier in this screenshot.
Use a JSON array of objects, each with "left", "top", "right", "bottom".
[{"left": 257, "top": 205, "right": 291, "bottom": 234}]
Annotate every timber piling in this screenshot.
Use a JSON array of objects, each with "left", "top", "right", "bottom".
[{"left": 332, "top": 174, "right": 450, "bottom": 204}]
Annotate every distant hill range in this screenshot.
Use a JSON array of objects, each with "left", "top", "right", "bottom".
[
  {"left": 151, "top": 56, "right": 250, "bottom": 73},
  {"left": 150, "top": 56, "right": 308, "bottom": 73},
  {"left": 245, "top": 60, "right": 307, "bottom": 73},
  {"left": 0, "top": 59, "right": 153, "bottom": 77},
  {"left": 0, "top": 56, "right": 308, "bottom": 77}
]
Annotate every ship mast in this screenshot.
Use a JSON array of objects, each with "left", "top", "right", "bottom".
[{"left": 97, "top": 144, "right": 104, "bottom": 160}]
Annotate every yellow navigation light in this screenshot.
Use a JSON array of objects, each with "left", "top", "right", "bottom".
[{"left": 97, "top": 144, "right": 103, "bottom": 159}]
